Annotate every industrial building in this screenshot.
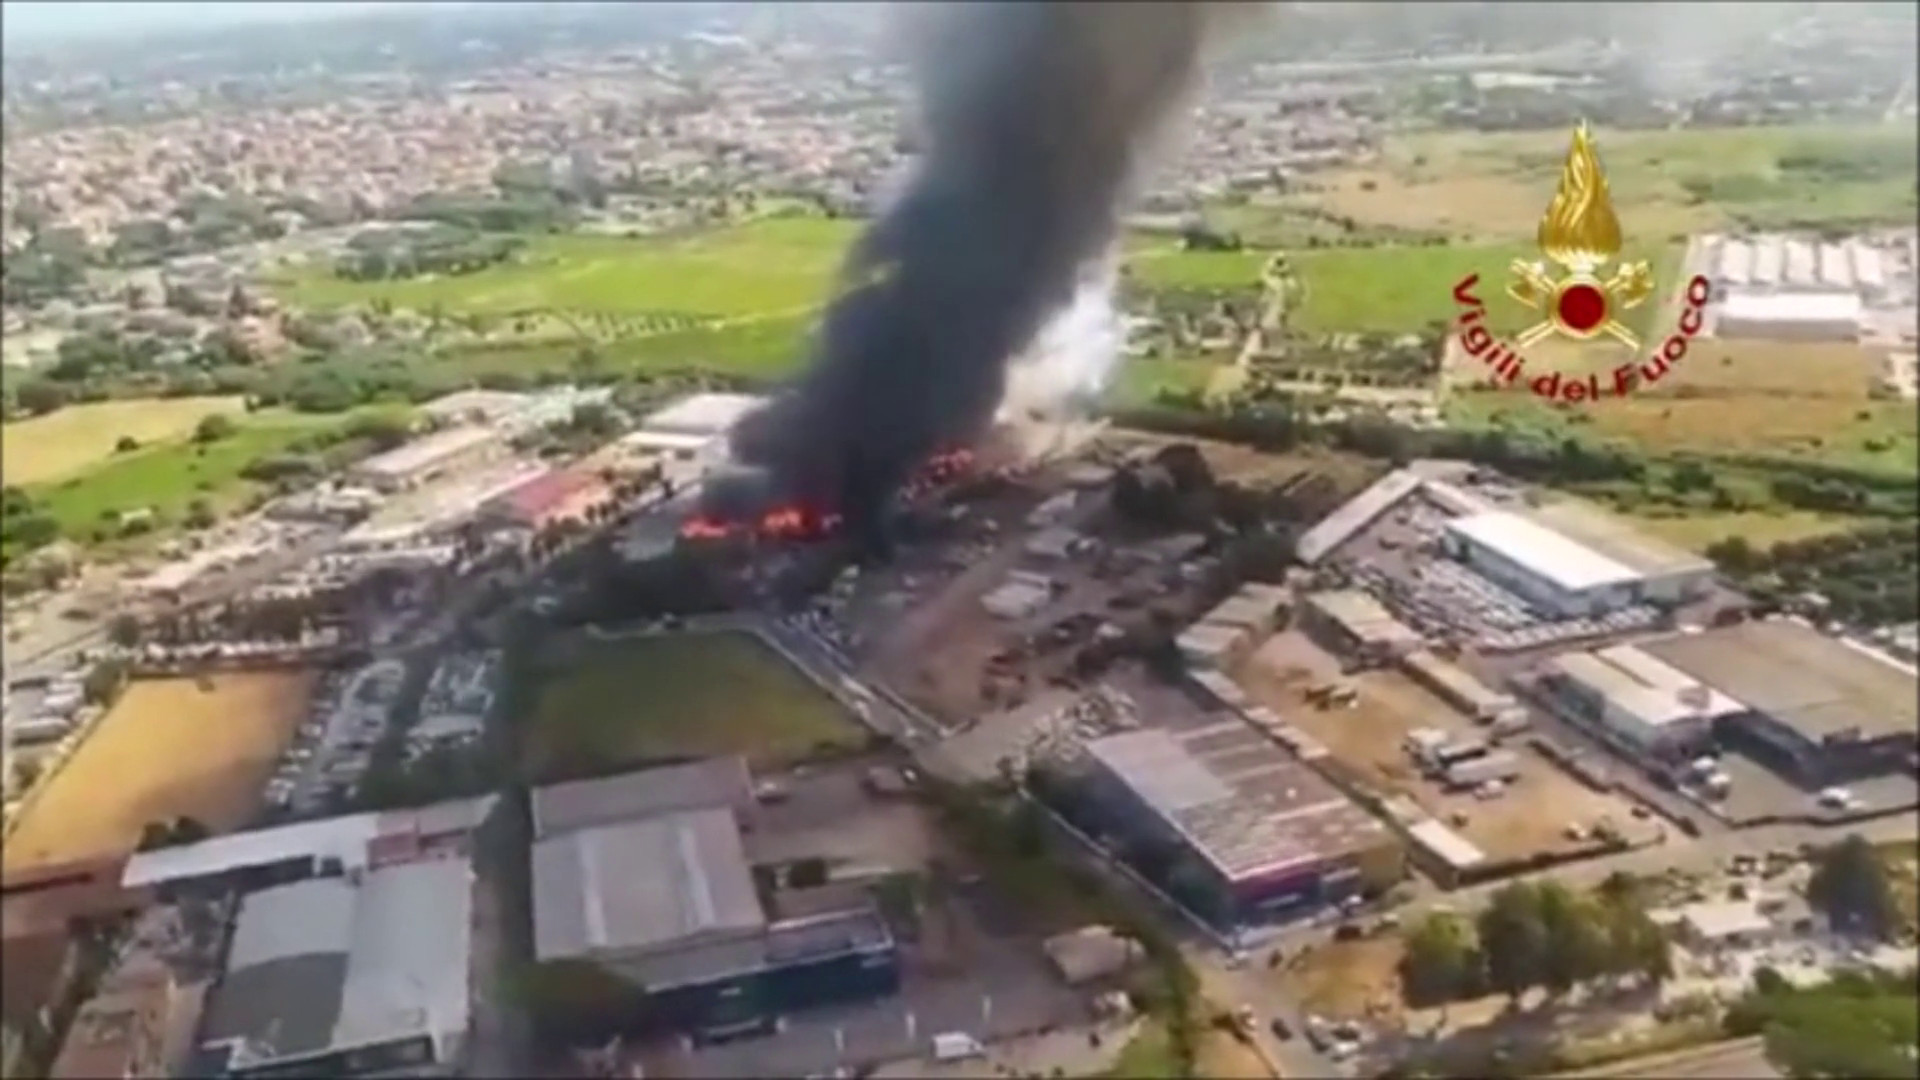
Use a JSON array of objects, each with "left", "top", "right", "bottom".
[
  {"left": 1537, "top": 644, "right": 1744, "bottom": 763},
  {"left": 121, "top": 796, "right": 498, "bottom": 894},
  {"left": 1440, "top": 506, "right": 1714, "bottom": 617},
  {"left": 1176, "top": 583, "right": 1289, "bottom": 670},
  {"left": 349, "top": 425, "right": 505, "bottom": 493},
  {"left": 1714, "top": 291, "right": 1864, "bottom": 342},
  {"left": 1639, "top": 620, "right": 1919, "bottom": 787},
  {"left": 529, "top": 760, "right": 899, "bottom": 1044},
  {"left": 187, "top": 857, "right": 473, "bottom": 1078},
  {"left": 481, "top": 467, "right": 612, "bottom": 533},
  {"left": 1295, "top": 469, "right": 1423, "bottom": 565},
  {"left": 1298, "top": 590, "right": 1422, "bottom": 667},
  {"left": 1701, "top": 231, "right": 1918, "bottom": 342},
  {"left": 1077, "top": 724, "right": 1399, "bottom": 932},
  {"left": 623, "top": 393, "right": 767, "bottom": 460}
]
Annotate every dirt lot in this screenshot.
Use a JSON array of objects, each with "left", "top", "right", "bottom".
[
  {"left": 4, "top": 671, "right": 315, "bottom": 872},
  {"left": 1279, "top": 938, "right": 1406, "bottom": 1023},
  {"left": 1242, "top": 633, "right": 1645, "bottom": 864}
]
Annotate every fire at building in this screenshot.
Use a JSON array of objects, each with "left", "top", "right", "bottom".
[{"left": 678, "top": 446, "right": 980, "bottom": 547}]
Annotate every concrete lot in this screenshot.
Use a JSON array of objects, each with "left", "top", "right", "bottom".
[{"left": 1242, "top": 631, "right": 1659, "bottom": 864}]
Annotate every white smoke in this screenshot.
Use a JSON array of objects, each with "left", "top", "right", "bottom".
[{"left": 996, "top": 256, "right": 1125, "bottom": 425}]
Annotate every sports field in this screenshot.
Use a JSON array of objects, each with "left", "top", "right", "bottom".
[
  {"left": 278, "top": 216, "right": 856, "bottom": 318},
  {"left": 522, "top": 629, "right": 863, "bottom": 782},
  {"left": 1278, "top": 122, "right": 1918, "bottom": 244},
  {"left": 1, "top": 395, "right": 250, "bottom": 486},
  {"left": 3, "top": 671, "right": 315, "bottom": 873}
]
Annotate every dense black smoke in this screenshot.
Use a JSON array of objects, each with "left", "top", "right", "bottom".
[{"left": 714, "top": 1, "right": 1237, "bottom": 555}]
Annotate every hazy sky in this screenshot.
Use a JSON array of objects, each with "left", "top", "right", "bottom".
[{"left": 2, "top": 1, "right": 463, "bottom": 46}]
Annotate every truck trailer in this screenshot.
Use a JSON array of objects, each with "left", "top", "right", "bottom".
[{"left": 1444, "top": 750, "right": 1521, "bottom": 790}]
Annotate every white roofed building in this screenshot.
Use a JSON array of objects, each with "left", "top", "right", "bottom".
[
  {"left": 187, "top": 858, "right": 473, "bottom": 1078},
  {"left": 1538, "top": 644, "right": 1744, "bottom": 762},
  {"left": 1714, "top": 292, "right": 1863, "bottom": 342},
  {"left": 1442, "top": 511, "right": 1641, "bottom": 618}
]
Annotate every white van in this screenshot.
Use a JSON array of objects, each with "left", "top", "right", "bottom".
[{"left": 932, "top": 1032, "right": 985, "bottom": 1062}]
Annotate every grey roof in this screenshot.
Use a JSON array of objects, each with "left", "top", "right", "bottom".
[
  {"left": 1086, "top": 723, "right": 1389, "bottom": 882},
  {"left": 532, "top": 758, "right": 753, "bottom": 840},
  {"left": 1306, "top": 590, "right": 1422, "bottom": 646},
  {"left": 531, "top": 808, "right": 767, "bottom": 962},
  {"left": 199, "top": 859, "right": 473, "bottom": 1069},
  {"left": 1641, "top": 620, "right": 1918, "bottom": 741},
  {"left": 1524, "top": 501, "right": 1714, "bottom": 580},
  {"left": 619, "top": 907, "right": 892, "bottom": 993}
]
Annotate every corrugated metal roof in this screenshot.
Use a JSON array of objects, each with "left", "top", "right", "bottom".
[
  {"left": 1524, "top": 501, "right": 1714, "bottom": 580},
  {"left": 641, "top": 393, "right": 766, "bottom": 438},
  {"left": 532, "top": 809, "right": 766, "bottom": 961},
  {"left": 1446, "top": 511, "right": 1640, "bottom": 592},
  {"left": 1720, "top": 291, "right": 1863, "bottom": 322},
  {"left": 1297, "top": 469, "right": 1422, "bottom": 564},
  {"left": 532, "top": 759, "right": 752, "bottom": 840}
]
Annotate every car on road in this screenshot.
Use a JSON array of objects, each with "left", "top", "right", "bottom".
[{"left": 1269, "top": 1016, "right": 1293, "bottom": 1041}]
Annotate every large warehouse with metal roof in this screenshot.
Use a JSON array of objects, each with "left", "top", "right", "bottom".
[
  {"left": 528, "top": 759, "right": 899, "bottom": 1045},
  {"left": 1440, "top": 504, "right": 1715, "bottom": 618},
  {"left": 1076, "top": 724, "right": 1400, "bottom": 932}
]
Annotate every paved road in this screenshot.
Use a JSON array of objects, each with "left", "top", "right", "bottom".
[{"left": 1557, "top": 1037, "right": 1779, "bottom": 1079}]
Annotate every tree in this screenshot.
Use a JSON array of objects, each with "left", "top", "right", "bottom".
[
  {"left": 14, "top": 378, "right": 69, "bottom": 416},
  {"left": 1536, "top": 882, "right": 1612, "bottom": 994},
  {"left": 115, "top": 435, "right": 141, "bottom": 453},
  {"left": 1477, "top": 882, "right": 1551, "bottom": 1000},
  {"left": 184, "top": 498, "right": 218, "bottom": 530},
  {"left": 1399, "top": 912, "right": 1484, "bottom": 1006},
  {"left": 193, "top": 414, "right": 238, "bottom": 444},
  {"left": 1808, "top": 834, "right": 1901, "bottom": 941}
]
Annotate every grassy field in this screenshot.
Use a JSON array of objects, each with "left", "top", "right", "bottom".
[
  {"left": 1290, "top": 122, "right": 1917, "bottom": 244},
  {"left": 1445, "top": 325, "right": 1920, "bottom": 487},
  {"left": 1, "top": 396, "right": 249, "bottom": 486},
  {"left": 21, "top": 406, "right": 398, "bottom": 546},
  {"left": 278, "top": 217, "right": 855, "bottom": 318},
  {"left": 3, "top": 671, "right": 314, "bottom": 873},
  {"left": 523, "top": 629, "right": 863, "bottom": 781},
  {"left": 1290, "top": 239, "right": 1680, "bottom": 336}
]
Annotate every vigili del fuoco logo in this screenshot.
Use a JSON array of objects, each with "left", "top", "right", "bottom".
[{"left": 1450, "top": 122, "right": 1713, "bottom": 404}]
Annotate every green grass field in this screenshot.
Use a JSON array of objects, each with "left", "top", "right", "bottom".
[
  {"left": 523, "top": 630, "right": 863, "bottom": 781},
  {"left": 1288, "top": 240, "right": 1679, "bottom": 336},
  {"left": 23, "top": 406, "right": 398, "bottom": 545},
  {"left": 278, "top": 217, "right": 857, "bottom": 318}
]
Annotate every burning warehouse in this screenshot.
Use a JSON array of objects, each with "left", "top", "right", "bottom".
[{"left": 678, "top": 446, "right": 981, "bottom": 548}]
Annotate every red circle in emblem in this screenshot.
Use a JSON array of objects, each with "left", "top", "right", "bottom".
[{"left": 1556, "top": 283, "right": 1609, "bottom": 333}]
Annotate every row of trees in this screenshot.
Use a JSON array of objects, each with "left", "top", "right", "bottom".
[
  {"left": 1398, "top": 875, "right": 1671, "bottom": 1007},
  {"left": 1726, "top": 966, "right": 1917, "bottom": 1080},
  {"left": 333, "top": 226, "right": 525, "bottom": 282},
  {"left": 1708, "top": 523, "right": 1918, "bottom": 628}
]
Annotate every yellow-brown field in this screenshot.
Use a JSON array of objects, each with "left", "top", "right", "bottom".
[
  {"left": 0, "top": 395, "right": 249, "bottom": 486},
  {"left": 3, "top": 671, "right": 315, "bottom": 873}
]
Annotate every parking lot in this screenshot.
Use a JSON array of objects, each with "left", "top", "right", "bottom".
[
  {"left": 1243, "top": 632, "right": 1661, "bottom": 865},
  {"left": 260, "top": 657, "right": 406, "bottom": 815},
  {"left": 1333, "top": 494, "right": 1666, "bottom": 655}
]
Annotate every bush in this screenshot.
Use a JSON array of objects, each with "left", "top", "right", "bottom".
[{"left": 193, "top": 413, "right": 238, "bottom": 443}]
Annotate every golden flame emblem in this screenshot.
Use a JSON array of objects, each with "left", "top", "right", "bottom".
[{"left": 1507, "top": 122, "right": 1654, "bottom": 349}]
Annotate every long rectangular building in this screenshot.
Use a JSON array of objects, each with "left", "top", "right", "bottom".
[
  {"left": 1538, "top": 644, "right": 1743, "bottom": 762},
  {"left": 1441, "top": 504, "right": 1714, "bottom": 617},
  {"left": 1638, "top": 620, "right": 1919, "bottom": 786},
  {"left": 1080, "top": 724, "right": 1398, "bottom": 930}
]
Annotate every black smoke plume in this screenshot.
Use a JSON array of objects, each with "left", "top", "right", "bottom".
[{"left": 713, "top": 2, "right": 1237, "bottom": 555}]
